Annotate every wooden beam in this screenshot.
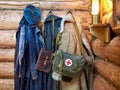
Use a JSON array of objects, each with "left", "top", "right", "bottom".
[
  {"left": 0, "top": 49, "right": 14, "bottom": 62},
  {"left": 94, "top": 60, "right": 120, "bottom": 89},
  {"left": 91, "top": 36, "right": 120, "bottom": 65},
  {"left": 0, "top": 79, "right": 14, "bottom": 90},
  {"left": 0, "top": 30, "right": 16, "bottom": 48},
  {"left": 0, "top": 1, "right": 88, "bottom": 10},
  {"left": 0, "top": 62, "right": 14, "bottom": 79},
  {"left": 0, "top": 10, "right": 91, "bottom": 30}
]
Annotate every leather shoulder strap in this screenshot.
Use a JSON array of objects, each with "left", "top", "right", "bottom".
[{"left": 67, "top": 11, "right": 88, "bottom": 57}]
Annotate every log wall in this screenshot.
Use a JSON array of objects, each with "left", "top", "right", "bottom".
[
  {"left": 0, "top": 79, "right": 14, "bottom": 90},
  {"left": 93, "top": 75, "right": 117, "bottom": 90},
  {"left": 0, "top": 1, "right": 91, "bottom": 90},
  {"left": 94, "top": 59, "right": 120, "bottom": 89},
  {"left": 91, "top": 37, "right": 120, "bottom": 90},
  {"left": 0, "top": 0, "right": 120, "bottom": 90},
  {"left": 91, "top": 36, "right": 120, "bottom": 65}
]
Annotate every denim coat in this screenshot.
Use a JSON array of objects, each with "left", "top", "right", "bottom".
[
  {"left": 43, "top": 13, "right": 62, "bottom": 90},
  {"left": 14, "top": 17, "right": 47, "bottom": 90}
]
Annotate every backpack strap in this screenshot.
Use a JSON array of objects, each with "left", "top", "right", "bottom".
[
  {"left": 67, "top": 11, "right": 87, "bottom": 57},
  {"left": 67, "top": 11, "right": 94, "bottom": 90},
  {"left": 52, "top": 14, "right": 55, "bottom": 51},
  {"left": 55, "top": 28, "right": 61, "bottom": 50},
  {"left": 67, "top": 11, "right": 88, "bottom": 90}
]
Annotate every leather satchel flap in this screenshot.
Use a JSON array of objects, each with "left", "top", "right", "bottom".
[
  {"left": 36, "top": 48, "right": 53, "bottom": 73},
  {"left": 39, "top": 48, "right": 53, "bottom": 60}
]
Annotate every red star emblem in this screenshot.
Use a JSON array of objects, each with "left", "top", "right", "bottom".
[{"left": 65, "top": 59, "right": 72, "bottom": 66}]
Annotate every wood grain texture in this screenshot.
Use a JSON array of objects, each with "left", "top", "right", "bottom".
[
  {"left": 0, "top": 10, "right": 91, "bottom": 30},
  {"left": 91, "top": 36, "right": 120, "bottom": 65},
  {"left": 0, "top": 79, "right": 14, "bottom": 90},
  {"left": 93, "top": 75, "right": 117, "bottom": 90},
  {"left": 0, "top": 10, "right": 22, "bottom": 30},
  {"left": 0, "top": 30, "right": 16, "bottom": 48},
  {"left": 0, "top": 1, "right": 89, "bottom": 10},
  {"left": 0, "top": 62, "right": 14, "bottom": 79},
  {"left": 94, "top": 60, "right": 120, "bottom": 89},
  {"left": 0, "top": 49, "right": 14, "bottom": 62},
  {"left": 0, "top": 0, "right": 79, "bottom": 2}
]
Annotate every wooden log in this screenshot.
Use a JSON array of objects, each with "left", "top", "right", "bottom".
[
  {"left": 0, "top": 62, "right": 14, "bottom": 79},
  {"left": 91, "top": 39, "right": 107, "bottom": 58},
  {"left": 0, "top": 10, "right": 91, "bottom": 30},
  {"left": 0, "top": 10, "right": 22, "bottom": 30},
  {"left": 0, "top": 30, "right": 16, "bottom": 48},
  {"left": 93, "top": 75, "right": 117, "bottom": 90},
  {"left": 91, "top": 36, "right": 120, "bottom": 65},
  {"left": 0, "top": 1, "right": 89, "bottom": 10},
  {"left": 0, "top": 79, "right": 14, "bottom": 90},
  {"left": 0, "top": 0, "right": 79, "bottom": 1},
  {"left": 42, "top": 0, "right": 79, "bottom": 2},
  {"left": 94, "top": 60, "right": 120, "bottom": 89},
  {"left": 0, "top": 9, "right": 91, "bottom": 46},
  {"left": 0, "top": 49, "right": 14, "bottom": 62}
]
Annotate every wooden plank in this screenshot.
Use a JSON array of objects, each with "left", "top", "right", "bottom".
[
  {"left": 0, "top": 30, "right": 16, "bottom": 48},
  {"left": 0, "top": 1, "right": 88, "bottom": 10},
  {"left": 0, "top": 79, "right": 14, "bottom": 90},
  {"left": 93, "top": 75, "right": 117, "bottom": 90},
  {"left": 0, "top": 49, "right": 14, "bottom": 62},
  {"left": 0, "top": 62, "right": 14, "bottom": 79},
  {"left": 91, "top": 36, "right": 120, "bottom": 65},
  {"left": 0, "top": 10, "right": 91, "bottom": 30},
  {"left": 94, "top": 60, "right": 120, "bottom": 89}
]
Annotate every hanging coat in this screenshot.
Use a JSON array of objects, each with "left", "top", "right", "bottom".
[
  {"left": 14, "top": 5, "right": 47, "bottom": 90},
  {"left": 42, "top": 12, "right": 62, "bottom": 90}
]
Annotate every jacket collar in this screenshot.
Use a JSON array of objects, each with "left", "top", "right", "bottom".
[{"left": 60, "top": 13, "right": 74, "bottom": 33}]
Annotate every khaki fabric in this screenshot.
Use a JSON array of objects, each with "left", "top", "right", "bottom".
[
  {"left": 59, "top": 13, "right": 82, "bottom": 90},
  {"left": 59, "top": 14, "right": 81, "bottom": 56}
]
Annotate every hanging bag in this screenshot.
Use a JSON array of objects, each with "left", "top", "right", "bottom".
[
  {"left": 36, "top": 48, "right": 53, "bottom": 73},
  {"left": 52, "top": 11, "right": 90, "bottom": 79},
  {"left": 52, "top": 50, "right": 87, "bottom": 78}
]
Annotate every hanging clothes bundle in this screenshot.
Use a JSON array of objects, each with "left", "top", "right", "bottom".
[
  {"left": 42, "top": 11, "right": 62, "bottom": 90},
  {"left": 14, "top": 4, "right": 47, "bottom": 90},
  {"left": 14, "top": 4, "right": 93, "bottom": 90}
]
